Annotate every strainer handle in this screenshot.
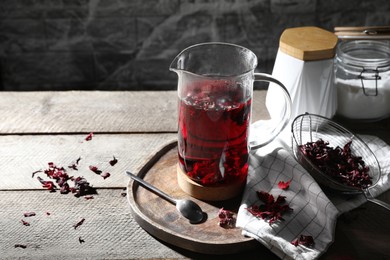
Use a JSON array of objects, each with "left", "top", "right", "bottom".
[{"left": 363, "top": 189, "right": 390, "bottom": 211}]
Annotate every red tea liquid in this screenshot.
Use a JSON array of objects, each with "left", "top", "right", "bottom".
[{"left": 178, "top": 82, "right": 251, "bottom": 186}]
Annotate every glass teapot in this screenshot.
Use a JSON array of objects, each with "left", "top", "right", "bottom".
[{"left": 170, "top": 42, "right": 292, "bottom": 200}]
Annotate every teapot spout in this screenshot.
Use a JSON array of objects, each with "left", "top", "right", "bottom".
[
  {"left": 169, "top": 52, "right": 185, "bottom": 73},
  {"left": 169, "top": 43, "right": 212, "bottom": 75}
]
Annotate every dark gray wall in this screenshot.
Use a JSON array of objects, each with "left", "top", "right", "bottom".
[{"left": 1, "top": 0, "right": 389, "bottom": 91}]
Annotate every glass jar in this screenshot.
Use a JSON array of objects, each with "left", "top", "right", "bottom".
[{"left": 335, "top": 40, "right": 390, "bottom": 121}]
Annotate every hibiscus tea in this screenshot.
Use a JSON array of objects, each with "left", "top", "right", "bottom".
[{"left": 178, "top": 82, "right": 251, "bottom": 186}]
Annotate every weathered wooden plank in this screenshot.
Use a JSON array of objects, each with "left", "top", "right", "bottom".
[
  {"left": 0, "top": 91, "right": 178, "bottom": 133},
  {"left": 0, "top": 90, "right": 269, "bottom": 134},
  {"left": 0, "top": 188, "right": 281, "bottom": 259},
  {"left": 0, "top": 189, "right": 186, "bottom": 259},
  {"left": 0, "top": 133, "right": 176, "bottom": 190},
  {"left": 0, "top": 189, "right": 389, "bottom": 259}
]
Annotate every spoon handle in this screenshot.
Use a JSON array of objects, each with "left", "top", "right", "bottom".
[{"left": 126, "top": 171, "right": 177, "bottom": 205}]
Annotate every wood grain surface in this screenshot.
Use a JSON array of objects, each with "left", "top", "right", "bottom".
[
  {"left": 279, "top": 26, "right": 338, "bottom": 61},
  {"left": 0, "top": 133, "right": 176, "bottom": 189},
  {"left": 0, "top": 91, "right": 269, "bottom": 134},
  {"left": 1, "top": 90, "right": 389, "bottom": 260},
  {"left": 0, "top": 91, "right": 177, "bottom": 133}
]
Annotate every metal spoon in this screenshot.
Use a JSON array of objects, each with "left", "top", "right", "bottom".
[{"left": 126, "top": 171, "right": 205, "bottom": 224}]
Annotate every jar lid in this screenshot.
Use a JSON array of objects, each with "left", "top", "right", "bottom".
[
  {"left": 336, "top": 40, "right": 390, "bottom": 68},
  {"left": 279, "top": 26, "right": 338, "bottom": 61}
]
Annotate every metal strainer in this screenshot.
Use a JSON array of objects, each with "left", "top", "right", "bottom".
[{"left": 291, "top": 113, "right": 390, "bottom": 210}]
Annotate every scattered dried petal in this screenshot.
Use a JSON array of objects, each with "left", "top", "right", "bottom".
[
  {"left": 291, "top": 238, "right": 299, "bottom": 247},
  {"left": 278, "top": 179, "right": 292, "bottom": 190},
  {"left": 218, "top": 208, "right": 236, "bottom": 228},
  {"left": 247, "top": 191, "right": 293, "bottom": 225},
  {"left": 109, "top": 156, "right": 118, "bottom": 166},
  {"left": 73, "top": 218, "right": 85, "bottom": 229},
  {"left": 31, "top": 170, "right": 42, "bottom": 178},
  {"left": 23, "top": 212, "right": 36, "bottom": 217},
  {"left": 299, "top": 235, "right": 315, "bottom": 247},
  {"left": 60, "top": 182, "right": 70, "bottom": 194},
  {"left": 72, "top": 177, "right": 97, "bottom": 197},
  {"left": 78, "top": 236, "right": 85, "bottom": 244},
  {"left": 101, "top": 172, "right": 110, "bottom": 179},
  {"left": 14, "top": 244, "right": 27, "bottom": 249},
  {"left": 89, "top": 165, "right": 102, "bottom": 175},
  {"left": 68, "top": 157, "right": 82, "bottom": 170},
  {"left": 84, "top": 195, "right": 94, "bottom": 200},
  {"left": 85, "top": 132, "right": 93, "bottom": 141},
  {"left": 291, "top": 235, "right": 315, "bottom": 247},
  {"left": 46, "top": 212, "right": 51, "bottom": 216},
  {"left": 37, "top": 177, "right": 57, "bottom": 192},
  {"left": 21, "top": 219, "right": 30, "bottom": 226},
  {"left": 68, "top": 164, "right": 77, "bottom": 170}
]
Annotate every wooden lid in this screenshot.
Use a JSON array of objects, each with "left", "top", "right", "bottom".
[{"left": 279, "top": 26, "right": 338, "bottom": 61}]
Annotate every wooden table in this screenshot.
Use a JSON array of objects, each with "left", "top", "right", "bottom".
[{"left": 0, "top": 90, "right": 389, "bottom": 259}]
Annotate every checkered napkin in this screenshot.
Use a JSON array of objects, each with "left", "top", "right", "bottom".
[{"left": 236, "top": 132, "right": 390, "bottom": 260}]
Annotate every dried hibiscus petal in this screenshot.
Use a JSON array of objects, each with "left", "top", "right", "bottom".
[
  {"left": 68, "top": 164, "right": 78, "bottom": 170},
  {"left": 291, "top": 238, "right": 300, "bottom": 247},
  {"left": 109, "top": 156, "right": 118, "bottom": 166},
  {"left": 60, "top": 182, "right": 70, "bottom": 194},
  {"left": 101, "top": 172, "right": 110, "bottom": 179},
  {"left": 21, "top": 219, "right": 30, "bottom": 226},
  {"left": 247, "top": 191, "right": 293, "bottom": 225},
  {"left": 23, "top": 212, "right": 36, "bottom": 217},
  {"left": 278, "top": 179, "right": 292, "bottom": 190},
  {"left": 78, "top": 236, "right": 85, "bottom": 244},
  {"left": 37, "top": 162, "right": 97, "bottom": 197},
  {"left": 41, "top": 162, "right": 72, "bottom": 192},
  {"left": 72, "top": 177, "right": 97, "bottom": 197},
  {"left": 300, "top": 235, "right": 315, "bottom": 247},
  {"left": 89, "top": 165, "right": 102, "bottom": 175},
  {"left": 291, "top": 234, "right": 315, "bottom": 247},
  {"left": 299, "top": 139, "right": 372, "bottom": 189},
  {"left": 14, "top": 244, "right": 27, "bottom": 249},
  {"left": 31, "top": 170, "right": 42, "bottom": 178},
  {"left": 37, "top": 177, "right": 57, "bottom": 192},
  {"left": 85, "top": 132, "right": 93, "bottom": 141},
  {"left": 218, "top": 208, "right": 236, "bottom": 228},
  {"left": 73, "top": 218, "right": 85, "bottom": 229},
  {"left": 84, "top": 195, "right": 94, "bottom": 200},
  {"left": 120, "top": 188, "right": 127, "bottom": 197},
  {"left": 68, "top": 157, "right": 81, "bottom": 171}
]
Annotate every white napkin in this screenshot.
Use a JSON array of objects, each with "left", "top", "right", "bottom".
[{"left": 236, "top": 131, "right": 390, "bottom": 259}]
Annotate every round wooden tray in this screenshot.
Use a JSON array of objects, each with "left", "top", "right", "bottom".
[{"left": 126, "top": 141, "right": 257, "bottom": 255}]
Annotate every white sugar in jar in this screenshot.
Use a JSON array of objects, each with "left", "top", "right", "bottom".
[{"left": 335, "top": 40, "right": 390, "bottom": 121}]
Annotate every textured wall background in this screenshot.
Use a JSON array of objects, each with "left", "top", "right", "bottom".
[{"left": 1, "top": 0, "right": 389, "bottom": 91}]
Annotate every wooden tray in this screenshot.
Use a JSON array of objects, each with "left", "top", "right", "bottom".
[{"left": 126, "top": 141, "right": 258, "bottom": 254}]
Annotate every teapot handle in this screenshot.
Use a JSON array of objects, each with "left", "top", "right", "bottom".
[{"left": 249, "top": 73, "right": 292, "bottom": 150}]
